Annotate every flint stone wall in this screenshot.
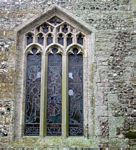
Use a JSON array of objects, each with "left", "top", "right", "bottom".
[{"left": 0, "top": 0, "right": 136, "bottom": 149}]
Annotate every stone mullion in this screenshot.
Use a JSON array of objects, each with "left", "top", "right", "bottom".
[
  {"left": 64, "top": 34, "right": 67, "bottom": 49},
  {"left": 40, "top": 53, "right": 47, "bottom": 137},
  {"left": 62, "top": 53, "right": 69, "bottom": 137},
  {"left": 54, "top": 26, "right": 57, "bottom": 44},
  {"left": 43, "top": 34, "right": 46, "bottom": 48}
]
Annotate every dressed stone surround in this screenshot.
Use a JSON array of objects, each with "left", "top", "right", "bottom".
[{"left": 0, "top": 0, "right": 136, "bottom": 149}]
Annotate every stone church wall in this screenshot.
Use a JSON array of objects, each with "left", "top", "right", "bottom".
[{"left": 0, "top": 0, "right": 136, "bottom": 149}]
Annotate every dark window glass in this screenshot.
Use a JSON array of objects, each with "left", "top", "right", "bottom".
[
  {"left": 62, "top": 24, "right": 68, "bottom": 34},
  {"left": 58, "top": 34, "right": 64, "bottom": 45},
  {"left": 57, "top": 26, "right": 60, "bottom": 32},
  {"left": 26, "top": 33, "right": 33, "bottom": 45},
  {"left": 67, "top": 33, "right": 73, "bottom": 46},
  {"left": 38, "top": 33, "right": 44, "bottom": 45},
  {"left": 68, "top": 48, "right": 83, "bottom": 136},
  {"left": 36, "top": 26, "right": 40, "bottom": 32},
  {"left": 47, "top": 34, "right": 53, "bottom": 45},
  {"left": 24, "top": 48, "right": 41, "bottom": 136},
  {"left": 42, "top": 23, "right": 49, "bottom": 33},
  {"left": 47, "top": 48, "right": 62, "bottom": 136},
  {"left": 47, "top": 16, "right": 62, "bottom": 26},
  {"left": 77, "top": 33, "right": 84, "bottom": 45}
]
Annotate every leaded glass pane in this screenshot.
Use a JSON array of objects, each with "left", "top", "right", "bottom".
[
  {"left": 42, "top": 23, "right": 49, "bottom": 33},
  {"left": 68, "top": 48, "right": 83, "bottom": 136},
  {"left": 67, "top": 33, "right": 73, "bottom": 46},
  {"left": 24, "top": 48, "right": 41, "bottom": 136},
  {"left": 26, "top": 33, "right": 33, "bottom": 45},
  {"left": 62, "top": 24, "right": 68, "bottom": 34},
  {"left": 38, "top": 33, "right": 44, "bottom": 45},
  {"left": 47, "top": 48, "right": 62, "bottom": 136},
  {"left": 58, "top": 34, "right": 64, "bottom": 45},
  {"left": 47, "top": 16, "right": 63, "bottom": 26},
  {"left": 47, "top": 34, "right": 53, "bottom": 45},
  {"left": 77, "top": 33, "right": 84, "bottom": 45}
]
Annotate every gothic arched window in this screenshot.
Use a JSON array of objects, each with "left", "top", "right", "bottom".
[
  {"left": 23, "top": 17, "right": 85, "bottom": 136},
  {"left": 47, "top": 47, "right": 62, "bottom": 136},
  {"left": 15, "top": 7, "right": 93, "bottom": 139},
  {"left": 24, "top": 48, "right": 41, "bottom": 136},
  {"left": 68, "top": 48, "right": 83, "bottom": 136}
]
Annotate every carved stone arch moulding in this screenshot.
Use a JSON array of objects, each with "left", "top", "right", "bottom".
[
  {"left": 24, "top": 44, "right": 43, "bottom": 55},
  {"left": 15, "top": 5, "right": 95, "bottom": 139}
]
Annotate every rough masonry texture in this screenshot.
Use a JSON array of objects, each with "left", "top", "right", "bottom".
[{"left": 0, "top": 0, "right": 136, "bottom": 149}]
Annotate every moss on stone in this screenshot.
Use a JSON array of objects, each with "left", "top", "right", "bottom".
[
  {"left": 125, "top": 131, "right": 136, "bottom": 139},
  {"left": 9, "top": 137, "right": 99, "bottom": 149}
]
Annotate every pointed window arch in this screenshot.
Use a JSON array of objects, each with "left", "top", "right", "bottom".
[
  {"left": 16, "top": 6, "right": 93, "bottom": 139},
  {"left": 23, "top": 16, "right": 87, "bottom": 136},
  {"left": 24, "top": 16, "right": 86, "bottom": 136}
]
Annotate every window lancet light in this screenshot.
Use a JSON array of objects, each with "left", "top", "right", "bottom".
[{"left": 24, "top": 47, "right": 41, "bottom": 136}]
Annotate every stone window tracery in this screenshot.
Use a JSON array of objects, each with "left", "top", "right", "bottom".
[{"left": 25, "top": 17, "right": 84, "bottom": 48}]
